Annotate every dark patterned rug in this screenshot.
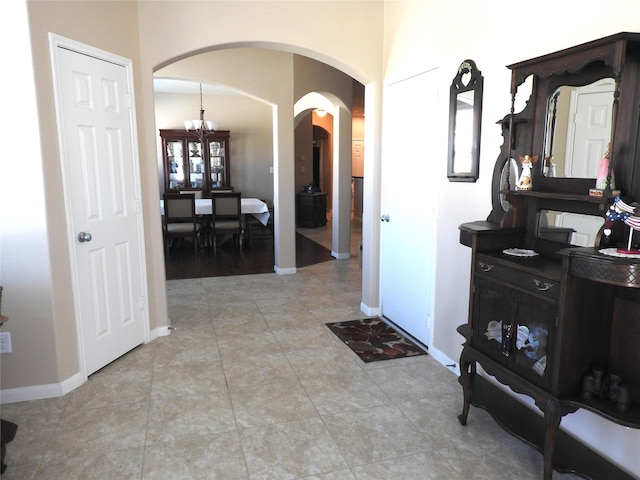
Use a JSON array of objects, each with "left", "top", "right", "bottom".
[{"left": 326, "top": 318, "right": 427, "bottom": 362}]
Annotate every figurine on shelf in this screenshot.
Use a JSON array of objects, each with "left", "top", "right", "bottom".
[
  {"left": 516, "top": 154, "right": 539, "bottom": 190},
  {"left": 603, "top": 196, "right": 640, "bottom": 253},
  {"left": 544, "top": 155, "right": 556, "bottom": 177},
  {"left": 595, "top": 144, "right": 615, "bottom": 191}
]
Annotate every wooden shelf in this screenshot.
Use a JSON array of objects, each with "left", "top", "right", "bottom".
[{"left": 503, "top": 189, "right": 615, "bottom": 204}]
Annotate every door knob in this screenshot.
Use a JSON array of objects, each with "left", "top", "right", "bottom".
[
  {"left": 380, "top": 214, "right": 390, "bottom": 222},
  {"left": 77, "top": 232, "right": 93, "bottom": 243}
]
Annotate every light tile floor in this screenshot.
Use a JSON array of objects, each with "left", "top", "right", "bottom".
[{"left": 2, "top": 256, "right": 580, "bottom": 479}]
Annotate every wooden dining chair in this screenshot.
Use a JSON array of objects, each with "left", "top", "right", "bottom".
[
  {"left": 211, "top": 192, "right": 242, "bottom": 252},
  {"left": 162, "top": 193, "right": 202, "bottom": 255},
  {"left": 179, "top": 190, "right": 203, "bottom": 199}
]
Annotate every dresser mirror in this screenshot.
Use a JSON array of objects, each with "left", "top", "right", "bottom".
[
  {"left": 536, "top": 209, "right": 605, "bottom": 246},
  {"left": 447, "top": 59, "right": 483, "bottom": 182},
  {"left": 542, "top": 78, "right": 615, "bottom": 178}
]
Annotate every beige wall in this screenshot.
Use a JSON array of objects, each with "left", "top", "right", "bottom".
[
  {"left": 154, "top": 91, "right": 275, "bottom": 201},
  {"left": 3, "top": 0, "right": 383, "bottom": 395},
  {"left": 2, "top": 0, "right": 156, "bottom": 392}
]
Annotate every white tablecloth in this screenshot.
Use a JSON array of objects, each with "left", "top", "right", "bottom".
[{"left": 161, "top": 198, "right": 270, "bottom": 225}]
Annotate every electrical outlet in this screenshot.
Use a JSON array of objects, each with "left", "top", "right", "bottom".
[{"left": 0, "top": 332, "right": 12, "bottom": 353}]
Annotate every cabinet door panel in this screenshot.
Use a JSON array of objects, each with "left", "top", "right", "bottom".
[
  {"left": 511, "top": 293, "right": 556, "bottom": 390},
  {"left": 208, "top": 141, "right": 226, "bottom": 188},
  {"left": 472, "top": 277, "right": 509, "bottom": 364},
  {"left": 187, "top": 141, "right": 205, "bottom": 189},
  {"left": 166, "top": 140, "right": 185, "bottom": 190}
]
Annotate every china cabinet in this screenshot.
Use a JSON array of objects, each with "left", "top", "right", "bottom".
[
  {"left": 458, "top": 33, "right": 640, "bottom": 480},
  {"left": 160, "top": 129, "right": 231, "bottom": 196}
]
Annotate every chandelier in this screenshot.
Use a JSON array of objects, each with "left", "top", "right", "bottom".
[{"left": 183, "top": 83, "right": 215, "bottom": 144}]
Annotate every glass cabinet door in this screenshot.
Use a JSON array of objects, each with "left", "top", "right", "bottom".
[
  {"left": 209, "top": 141, "right": 226, "bottom": 188},
  {"left": 187, "top": 141, "right": 205, "bottom": 189},
  {"left": 166, "top": 140, "right": 185, "bottom": 190},
  {"left": 472, "top": 277, "right": 509, "bottom": 364},
  {"left": 511, "top": 293, "right": 556, "bottom": 390}
]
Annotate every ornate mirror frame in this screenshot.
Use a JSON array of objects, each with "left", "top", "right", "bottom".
[{"left": 447, "top": 59, "right": 484, "bottom": 182}]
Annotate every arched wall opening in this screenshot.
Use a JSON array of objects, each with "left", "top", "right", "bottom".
[{"left": 154, "top": 46, "right": 364, "bottom": 268}]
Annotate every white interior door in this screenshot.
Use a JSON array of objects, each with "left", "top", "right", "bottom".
[
  {"left": 52, "top": 37, "right": 147, "bottom": 375},
  {"left": 380, "top": 70, "right": 439, "bottom": 347},
  {"left": 565, "top": 79, "right": 615, "bottom": 177}
]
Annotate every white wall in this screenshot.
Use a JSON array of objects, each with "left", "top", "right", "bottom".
[
  {"left": 0, "top": 1, "right": 59, "bottom": 395},
  {"left": 382, "top": 0, "right": 640, "bottom": 475}
]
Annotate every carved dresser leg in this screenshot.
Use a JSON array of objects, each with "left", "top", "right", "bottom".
[
  {"left": 458, "top": 349, "right": 473, "bottom": 425},
  {"left": 543, "top": 401, "right": 561, "bottom": 480}
]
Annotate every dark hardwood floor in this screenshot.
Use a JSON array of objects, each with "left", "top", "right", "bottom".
[{"left": 164, "top": 232, "right": 334, "bottom": 280}]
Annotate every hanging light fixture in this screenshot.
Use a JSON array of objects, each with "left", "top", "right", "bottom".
[{"left": 184, "top": 83, "right": 215, "bottom": 144}]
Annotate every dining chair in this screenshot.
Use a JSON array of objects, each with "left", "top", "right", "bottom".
[
  {"left": 179, "top": 190, "right": 203, "bottom": 199},
  {"left": 211, "top": 191, "right": 242, "bottom": 252},
  {"left": 162, "top": 193, "right": 202, "bottom": 255}
]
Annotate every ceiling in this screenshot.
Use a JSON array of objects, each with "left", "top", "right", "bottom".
[{"left": 153, "top": 78, "right": 236, "bottom": 95}]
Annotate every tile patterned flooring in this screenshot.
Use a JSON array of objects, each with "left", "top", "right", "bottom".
[{"left": 1, "top": 256, "right": 579, "bottom": 479}]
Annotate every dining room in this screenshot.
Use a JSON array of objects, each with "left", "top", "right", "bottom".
[{"left": 154, "top": 49, "right": 364, "bottom": 280}]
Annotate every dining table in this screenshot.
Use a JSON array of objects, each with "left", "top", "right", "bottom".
[
  {"left": 160, "top": 197, "right": 270, "bottom": 247},
  {"left": 160, "top": 197, "right": 270, "bottom": 225}
]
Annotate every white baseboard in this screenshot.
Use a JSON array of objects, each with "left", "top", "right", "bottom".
[
  {"left": 151, "top": 325, "right": 172, "bottom": 339},
  {"left": 274, "top": 266, "right": 296, "bottom": 275},
  {"left": 0, "top": 327, "right": 174, "bottom": 404},
  {"left": 360, "top": 301, "right": 380, "bottom": 317},
  {"left": 0, "top": 371, "right": 84, "bottom": 404},
  {"left": 332, "top": 251, "right": 351, "bottom": 259},
  {"left": 428, "top": 345, "right": 460, "bottom": 377}
]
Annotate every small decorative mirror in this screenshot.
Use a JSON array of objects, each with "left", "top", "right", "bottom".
[{"left": 448, "top": 59, "right": 483, "bottom": 182}]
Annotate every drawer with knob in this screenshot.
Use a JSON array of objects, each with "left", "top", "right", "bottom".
[{"left": 475, "top": 255, "right": 560, "bottom": 301}]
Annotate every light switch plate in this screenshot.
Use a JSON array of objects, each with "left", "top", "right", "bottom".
[{"left": 0, "top": 331, "right": 12, "bottom": 353}]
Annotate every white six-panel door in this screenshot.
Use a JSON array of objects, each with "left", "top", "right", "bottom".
[
  {"left": 51, "top": 37, "right": 148, "bottom": 376},
  {"left": 380, "top": 69, "right": 440, "bottom": 347}
]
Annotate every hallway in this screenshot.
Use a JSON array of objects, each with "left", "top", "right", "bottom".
[{"left": 1, "top": 253, "right": 578, "bottom": 479}]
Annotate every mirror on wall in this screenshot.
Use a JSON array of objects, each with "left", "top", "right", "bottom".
[
  {"left": 448, "top": 59, "right": 483, "bottom": 182},
  {"left": 542, "top": 78, "right": 615, "bottom": 178},
  {"left": 537, "top": 209, "right": 604, "bottom": 246}
]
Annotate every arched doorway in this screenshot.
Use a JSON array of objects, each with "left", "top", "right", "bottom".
[{"left": 154, "top": 48, "right": 361, "bottom": 272}]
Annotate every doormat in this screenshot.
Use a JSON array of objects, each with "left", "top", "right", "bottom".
[{"left": 325, "top": 318, "right": 427, "bottom": 363}]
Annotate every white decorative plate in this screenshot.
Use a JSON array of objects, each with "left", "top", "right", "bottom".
[
  {"left": 599, "top": 248, "right": 640, "bottom": 258},
  {"left": 503, "top": 248, "right": 539, "bottom": 257}
]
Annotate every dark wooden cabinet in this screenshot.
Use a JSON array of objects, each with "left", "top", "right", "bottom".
[
  {"left": 472, "top": 254, "right": 560, "bottom": 391},
  {"left": 459, "top": 33, "right": 640, "bottom": 480},
  {"left": 160, "top": 129, "right": 230, "bottom": 196},
  {"left": 296, "top": 192, "right": 327, "bottom": 227}
]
